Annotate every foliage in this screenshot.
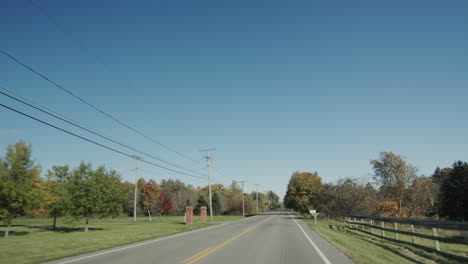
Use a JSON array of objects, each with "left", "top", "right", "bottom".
[
  {"left": 160, "top": 179, "right": 197, "bottom": 212},
  {"left": 266, "top": 190, "right": 280, "bottom": 209},
  {"left": 212, "top": 192, "right": 222, "bottom": 215},
  {"left": 404, "top": 176, "right": 436, "bottom": 217},
  {"left": 316, "top": 179, "right": 379, "bottom": 218},
  {"left": 439, "top": 161, "right": 468, "bottom": 220},
  {"left": 194, "top": 195, "right": 208, "bottom": 214},
  {"left": 153, "top": 193, "right": 174, "bottom": 215},
  {"left": 66, "top": 162, "right": 126, "bottom": 231},
  {"left": 45, "top": 165, "right": 71, "bottom": 229},
  {"left": 284, "top": 171, "right": 323, "bottom": 213},
  {"left": 0, "top": 141, "right": 43, "bottom": 237},
  {"left": 140, "top": 179, "right": 160, "bottom": 212},
  {"left": 370, "top": 152, "right": 417, "bottom": 213}
]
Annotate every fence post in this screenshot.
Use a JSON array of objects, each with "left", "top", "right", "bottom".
[
  {"left": 410, "top": 224, "right": 416, "bottom": 243},
  {"left": 381, "top": 221, "right": 385, "bottom": 237},
  {"left": 371, "top": 219, "right": 374, "bottom": 234},
  {"left": 354, "top": 217, "right": 357, "bottom": 228},
  {"left": 432, "top": 228, "right": 440, "bottom": 251},
  {"left": 394, "top": 222, "right": 399, "bottom": 240}
]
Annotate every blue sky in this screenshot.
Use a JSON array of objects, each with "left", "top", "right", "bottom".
[{"left": 1, "top": 0, "right": 467, "bottom": 198}]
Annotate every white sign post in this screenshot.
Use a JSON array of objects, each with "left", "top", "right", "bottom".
[{"left": 310, "top": 210, "right": 318, "bottom": 224}]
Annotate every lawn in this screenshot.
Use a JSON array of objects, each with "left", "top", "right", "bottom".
[
  {"left": 0, "top": 215, "right": 244, "bottom": 264},
  {"left": 302, "top": 217, "right": 468, "bottom": 264}
]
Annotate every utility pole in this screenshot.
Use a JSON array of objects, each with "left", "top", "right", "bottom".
[
  {"left": 240, "top": 181, "right": 247, "bottom": 217},
  {"left": 200, "top": 148, "right": 215, "bottom": 223},
  {"left": 254, "top": 184, "right": 259, "bottom": 214},
  {"left": 133, "top": 155, "right": 142, "bottom": 223}
]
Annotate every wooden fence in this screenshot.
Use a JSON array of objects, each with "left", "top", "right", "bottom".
[{"left": 345, "top": 214, "right": 468, "bottom": 261}]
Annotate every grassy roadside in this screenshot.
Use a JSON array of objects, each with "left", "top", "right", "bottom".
[
  {"left": 301, "top": 217, "right": 467, "bottom": 264},
  {"left": 0, "top": 215, "right": 244, "bottom": 264}
]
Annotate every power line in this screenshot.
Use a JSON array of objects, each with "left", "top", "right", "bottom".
[
  {"left": 0, "top": 103, "right": 207, "bottom": 179},
  {"left": 0, "top": 87, "right": 206, "bottom": 177},
  {"left": 0, "top": 49, "right": 204, "bottom": 165},
  {"left": 139, "top": 166, "right": 207, "bottom": 176}
]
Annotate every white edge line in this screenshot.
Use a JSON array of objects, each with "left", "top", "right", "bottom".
[
  {"left": 289, "top": 212, "right": 332, "bottom": 264},
  {"left": 55, "top": 216, "right": 259, "bottom": 264}
]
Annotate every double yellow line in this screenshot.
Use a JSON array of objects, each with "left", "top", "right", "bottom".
[{"left": 182, "top": 216, "right": 273, "bottom": 264}]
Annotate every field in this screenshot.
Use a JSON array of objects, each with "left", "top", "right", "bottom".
[
  {"left": 0, "top": 215, "right": 244, "bottom": 264},
  {"left": 303, "top": 217, "right": 468, "bottom": 264}
]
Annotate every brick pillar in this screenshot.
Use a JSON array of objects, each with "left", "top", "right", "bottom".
[
  {"left": 201, "top": 206, "right": 207, "bottom": 222},
  {"left": 185, "top": 206, "right": 193, "bottom": 225}
]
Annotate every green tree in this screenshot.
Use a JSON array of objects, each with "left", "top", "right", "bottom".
[
  {"left": 212, "top": 192, "right": 222, "bottom": 215},
  {"left": 316, "top": 178, "right": 379, "bottom": 218},
  {"left": 266, "top": 191, "right": 280, "bottom": 210},
  {"left": 252, "top": 191, "right": 265, "bottom": 213},
  {"left": 0, "top": 141, "right": 43, "bottom": 238},
  {"left": 45, "top": 165, "right": 71, "bottom": 230},
  {"left": 284, "top": 171, "right": 323, "bottom": 213},
  {"left": 439, "top": 161, "right": 468, "bottom": 220},
  {"left": 194, "top": 195, "right": 208, "bottom": 215},
  {"left": 370, "top": 152, "right": 417, "bottom": 213},
  {"left": 67, "top": 162, "right": 126, "bottom": 232}
]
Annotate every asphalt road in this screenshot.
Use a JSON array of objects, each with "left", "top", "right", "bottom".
[{"left": 46, "top": 212, "right": 353, "bottom": 264}]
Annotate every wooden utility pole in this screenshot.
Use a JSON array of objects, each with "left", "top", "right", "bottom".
[
  {"left": 240, "top": 181, "right": 247, "bottom": 217},
  {"left": 133, "top": 155, "right": 142, "bottom": 223},
  {"left": 200, "top": 149, "right": 215, "bottom": 222}
]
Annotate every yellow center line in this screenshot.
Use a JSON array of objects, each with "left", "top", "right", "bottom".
[
  {"left": 184, "top": 216, "right": 274, "bottom": 264},
  {"left": 183, "top": 248, "right": 212, "bottom": 263}
]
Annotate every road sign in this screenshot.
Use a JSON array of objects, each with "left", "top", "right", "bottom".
[{"left": 310, "top": 210, "right": 318, "bottom": 224}]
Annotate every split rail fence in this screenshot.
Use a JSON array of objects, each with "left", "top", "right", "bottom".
[{"left": 345, "top": 214, "right": 468, "bottom": 261}]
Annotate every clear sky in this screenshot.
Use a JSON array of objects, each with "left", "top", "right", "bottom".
[{"left": 1, "top": 0, "right": 467, "bottom": 198}]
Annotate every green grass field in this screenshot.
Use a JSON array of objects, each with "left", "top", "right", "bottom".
[
  {"left": 0, "top": 215, "right": 244, "bottom": 264},
  {"left": 302, "top": 217, "right": 468, "bottom": 264}
]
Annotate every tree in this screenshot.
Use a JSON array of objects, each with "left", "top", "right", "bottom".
[
  {"left": 212, "top": 192, "right": 222, "bottom": 215},
  {"left": 316, "top": 178, "right": 379, "bottom": 218},
  {"left": 439, "top": 161, "right": 468, "bottom": 220},
  {"left": 140, "top": 179, "right": 160, "bottom": 214},
  {"left": 431, "top": 167, "right": 452, "bottom": 216},
  {"left": 118, "top": 181, "right": 135, "bottom": 216},
  {"left": 284, "top": 171, "right": 323, "bottom": 213},
  {"left": 266, "top": 191, "right": 280, "bottom": 210},
  {"left": 370, "top": 152, "right": 417, "bottom": 214},
  {"left": 404, "top": 176, "right": 437, "bottom": 217},
  {"left": 0, "top": 141, "right": 43, "bottom": 237},
  {"left": 67, "top": 162, "right": 126, "bottom": 232},
  {"left": 154, "top": 193, "right": 174, "bottom": 215},
  {"left": 160, "top": 179, "right": 195, "bottom": 212},
  {"left": 45, "top": 165, "right": 71, "bottom": 230},
  {"left": 194, "top": 195, "right": 208, "bottom": 215}
]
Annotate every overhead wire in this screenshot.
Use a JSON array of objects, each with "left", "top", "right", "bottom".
[
  {"left": 0, "top": 49, "right": 204, "bottom": 166},
  {"left": 0, "top": 86, "right": 207, "bottom": 177},
  {"left": 0, "top": 103, "right": 207, "bottom": 179}
]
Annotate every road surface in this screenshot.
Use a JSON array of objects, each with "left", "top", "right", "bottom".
[{"left": 46, "top": 212, "right": 353, "bottom": 264}]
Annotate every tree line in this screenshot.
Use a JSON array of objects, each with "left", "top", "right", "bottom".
[
  {"left": 0, "top": 141, "right": 280, "bottom": 237},
  {"left": 284, "top": 151, "right": 468, "bottom": 221}
]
